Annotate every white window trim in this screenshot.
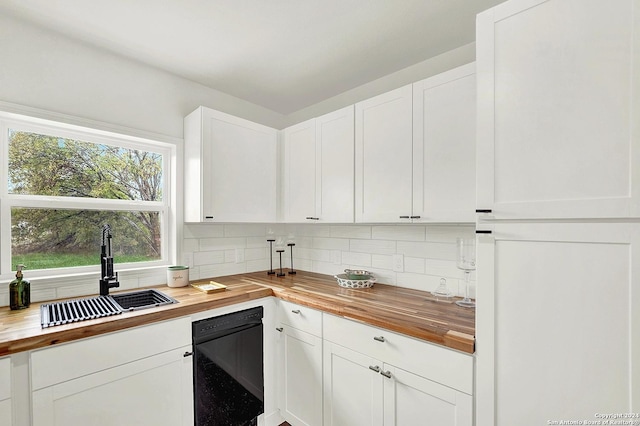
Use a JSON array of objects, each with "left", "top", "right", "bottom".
[{"left": 0, "top": 104, "right": 181, "bottom": 283}]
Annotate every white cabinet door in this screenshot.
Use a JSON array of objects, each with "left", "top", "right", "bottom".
[
  {"left": 413, "top": 63, "right": 476, "bottom": 223},
  {"left": 355, "top": 85, "right": 413, "bottom": 223},
  {"left": 316, "top": 106, "right": 355, "bottom": 223},
  {"left": 32, "top": 345, "right": 193, "bottom": 426},
  {"left": 475, "top": 223, "right": 640, "bottom": 426},
  {"left": 382, "top": 365, "right": 472, "bottom": 426},
  {"left": 184, "top": 106, "right": 278, "bottom": 222},
  {"left": 323, "top": 341, "right": 383, "bottom": 426},
  {"left": 284, "top": 119, "right": 317, "bottom": 222},
  {"left": 476, "top": 0, "right": 640, "bottom": 219},
  {"left": 0, "top": 357, "right": 11, "bottom": 426},
  {"left": 279, "top": 326, "right": 323, "bottom": 426}
]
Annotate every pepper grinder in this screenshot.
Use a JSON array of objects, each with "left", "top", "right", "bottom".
[{"left": 267, "top": 239, "right": 276, "bottom": 275}]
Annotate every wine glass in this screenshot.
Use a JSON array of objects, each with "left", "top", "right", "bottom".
[{"left": 455, "top": 237, "right": 476, "bottom": 308}]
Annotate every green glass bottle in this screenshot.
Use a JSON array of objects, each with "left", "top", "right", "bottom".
[{"left": 9, "top": 264, "right": 30, "bottom": 310}]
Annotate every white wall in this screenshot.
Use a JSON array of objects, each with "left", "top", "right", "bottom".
[
  {"left": 283, "top": 43, "right": 476, "bottom": 127},
  {"left": 184, "top": 223, "right": 476, "bottom": 296},
  {"left": 0, "top": 14, "right": 475, "bottom": 133},
  {"left": 0, "top": 14, "right": 287, "bottom": 136}
]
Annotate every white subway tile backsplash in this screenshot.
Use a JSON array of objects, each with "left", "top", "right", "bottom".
[
  {"left": 246, "top": 259, "right": 269, "bottom": 272},
  {"left": 224, "top": 224, "right": 266, "bottom": 237},
  {"left": 330, "top": 225, "right": 372, "bottom": 239},
  {"left": 200, "top": 237, "right": 247, "bottom": 251},
  {"left": 342, "top": 252, "right": 372, "bottom": 267},
  {"left": 350, "top": 239, "right": 396, "bottom": 255},
  {"left": 245, "top": 247, "right": 266, "bottom": 261},
  {"left": 372, "top": 225, "right": 426, "bottom": 241},
  {"left": 425, "top": 225, "right": 474, "bottom": 243},
  {"left": 200, "top": 262, "right": 246, "bottom": 278},
  {"left": 404, "top": 257, "right": 426, "bottom": 274},
  {"left": 313, "top": 260, "right": 344, "bottom": 276},
  {"left": 182, "top": 222, "right": 473, "bottom": 294},
  {"left": 224, "top": 249, "right": 236, "bottom": 263},
  {"left": 294, "top": 258, "right": 313, "bottom": 271},
  {"left": 396, "top": 241, "right": 457, "bottom": 261},
  {"left": 183, "top": 238, "right": 200, "bottom": 253},
  {"left": 313, "top": 237, "right": 350, "bottom": 251},
  {"left": 184, "top": 224, "right": 224, "bottom": 239},
  {"left": 194, "top": 251, "right": 225, "bottom": 266},
  {"left": 290, "top": 224, "right": 331, "bottom": 237},
  {"left": 371, "top": 254, "right": 393, "bottom": 270}
]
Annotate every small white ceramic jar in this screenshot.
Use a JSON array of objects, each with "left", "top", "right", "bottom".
[{"left": 167, "top": 265, "right": 189, "bottom": 287}]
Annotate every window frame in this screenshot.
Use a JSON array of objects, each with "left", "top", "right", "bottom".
[{"left": 0, "top": 112, "right": 177, "bottom": 280}]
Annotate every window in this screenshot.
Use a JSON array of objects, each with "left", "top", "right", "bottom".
[{"left": 1, "top": 114, "right": 174, "bottom": 277}]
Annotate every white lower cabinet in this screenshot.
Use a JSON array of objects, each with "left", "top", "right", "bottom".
[
  {"left": 323, "top": 314, "right": 473, "bottom": 426},
  {"left": 322, "top": 341, "right": 383, "bottom": 426},
  {"left": 30, "top": 318, "right": 193, "bottom": 426},
  {"left": 382, "top": 365, "right": 472, "bottom": 426},
  {"left": 277, "top": 300, "right": 323, "bottom": 426},
  {"left": 0, "top": 357, "right": 11, "bottom": 425}
]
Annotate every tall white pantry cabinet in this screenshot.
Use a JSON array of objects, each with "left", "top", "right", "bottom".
[{"left": 475, "top": 0, "right": 640, "bottom": 425}]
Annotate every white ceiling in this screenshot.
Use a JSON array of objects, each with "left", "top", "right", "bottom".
[{"left": 0, "top": 0, "right": 505, "bottom": 115}]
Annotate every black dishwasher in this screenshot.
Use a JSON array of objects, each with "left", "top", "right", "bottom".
[{"left": 192, "top": 306, "right": 264, "bottom": 426}]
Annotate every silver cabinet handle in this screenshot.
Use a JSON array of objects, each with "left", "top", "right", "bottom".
[
  {"left": 369, "top": 365, "right": 380, "bottom": 373},
  {"left": 373, "top": 336, "right": 385, "bottom": 342},
  {"left": 276, "top": 327, "right": 283, "bottom": 332},
  {"left": 291, "top": 309, "right": 301, "bottom": 314},
  {"left": 380, "top": 370, "right": 392, "bottom": 379}
]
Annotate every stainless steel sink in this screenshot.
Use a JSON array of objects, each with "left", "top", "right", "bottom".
[{"left": 40, "top": 289, "right": 177, "bottom": 328}]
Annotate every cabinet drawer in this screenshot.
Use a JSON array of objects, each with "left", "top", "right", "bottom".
[
  {"left": 323, "top": 313, "right": 473, "bottom": 394},
  {"left": 0, "top": 356, "right": 10, "bottom": 400},
  {"left": 278, "top": 300, "right": 322, "bottom": 337},
  {"left": 323, "top": 313, "right": 391, "bottom": 360},
  {"left": 31, "top": 317, "right": 191, "bottom": 390}
]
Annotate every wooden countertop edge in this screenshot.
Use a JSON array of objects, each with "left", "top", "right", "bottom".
[
  {"left": 0, "top": 273, "right": 475, "bottom": 356},
  {"left": 0, "top": 286, "right": 272, "bottom": 356},
  {"left": 273, "top": 289, "right": 475, "bottom": 354}
]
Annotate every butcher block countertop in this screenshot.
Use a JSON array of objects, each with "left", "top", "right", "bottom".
[{"left": 0, "top": 270, "right": 475, "bottom": 356}]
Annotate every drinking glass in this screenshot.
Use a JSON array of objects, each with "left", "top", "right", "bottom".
[{"left": 455, "top": 237, "right": 476, "bottom": 308}]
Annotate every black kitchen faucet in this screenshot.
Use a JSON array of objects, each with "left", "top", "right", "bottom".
[{"left": 99, "top": 224, "right": 120, "bottom": 296}]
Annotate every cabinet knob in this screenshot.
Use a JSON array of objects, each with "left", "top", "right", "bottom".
[
  {"left": 475, "top": 209, "right": 492, "bottom": 214},
  {"left": 380, "top": 370, "right": 392, "bottom": 379},
  {"left": 373, "top": 336, "right": 385, "bottom": 343},
  {"left": 204, "top": 216, "right": 214, "bottom": 219},
  {"left": 475, "top": 230, "right": 493, "bottom": 234},
  {"left": 369, "top": 365, "right": 381, "bottom": 373},
  {"left": 305, "top": 217, "right": 320, "bottom": 220},
  {"left": 291, "top": 309, "right": 301, "bottom": 314},
  {"left": 399, "top": 215, "right": 410, "bottom": 219},
  {"left": 276, "top": 327, "right": 283, "bottom": 332},
  {"left": 183, "top": 351, "right": 193, "bottom": 357},
  {"left": 410, "top": 215, "right": 421, "bottom": 219}
]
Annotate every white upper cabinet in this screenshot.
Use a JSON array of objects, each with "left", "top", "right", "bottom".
[
  {"left": 283, "top": 106, "right": 354, "bottom": 223},
  {"left": 355, "top": 85, "right": 414, "bottom": 223},
  {"left": 283, "top": 119, "right": 317, "bottom": 222},
  {"left": 413, "top": 63, "right": 476, "bottom": 223},
  {"left": 184, "top": 106, "right": 278, "bottom": 223},
  {"left": 476, "top": 0, "right": 640, "bottom": 219},
  {"left": 355, "top": 68, "right": 476, "bottom": 224}
]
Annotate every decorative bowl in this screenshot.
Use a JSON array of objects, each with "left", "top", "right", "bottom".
[
  {"left": 334, "top": 273, "right": 376, "bottom": 289},
  {"left": 344, "top": 269, "right": 374, "bottom": 280}
]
